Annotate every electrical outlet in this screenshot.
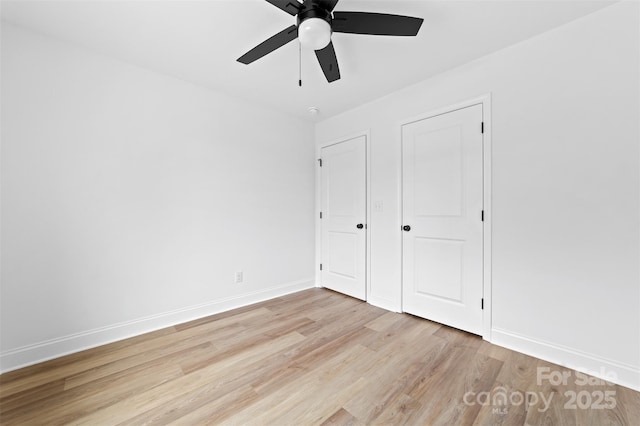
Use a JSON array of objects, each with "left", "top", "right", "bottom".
[
  {"left": 235, "top": 271, "right": 243, "bottom": 284},
  {"left": 373, "top": 200, "right": 384, "bottom": 212}
]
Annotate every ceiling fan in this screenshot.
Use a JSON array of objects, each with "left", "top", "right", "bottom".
[{"left": 237, "top": 0, "right": 424, "bottom": 83}]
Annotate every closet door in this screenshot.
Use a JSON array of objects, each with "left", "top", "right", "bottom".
[
  {"left": 320, "top": 136, "right": 367, "bottom": 300},
  {"left": 402, "top": 105, "right": 483, "bottom": 334}
]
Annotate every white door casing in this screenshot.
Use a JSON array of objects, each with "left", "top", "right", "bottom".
[
  {"left": 402, "top": 104, "right": 484, "bottom": 335},
  {"left": 320, "top": 136, "right": 367, "bottom": 300}
]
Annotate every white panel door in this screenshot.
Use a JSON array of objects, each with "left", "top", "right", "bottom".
[
  {"left": 402, "top": 104, "right": 483, "bottom": 335},
  {"left": 321, "top": 136, "right": 366, "bottom": 300}
]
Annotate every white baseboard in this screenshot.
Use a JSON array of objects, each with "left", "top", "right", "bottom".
[
  {"left": 491, "top": 328, "right": 640, "bottom": 392},
  {"left": 0, "top": 279, "right": 314, "bottom": 374}
]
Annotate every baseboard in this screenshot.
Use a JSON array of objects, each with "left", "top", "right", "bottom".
[
  {"left": 491, "top": 328, "right": 640, "bottom": 392},
  {"left": 0, "top": 279, "right": 314, "bottom": 374}
]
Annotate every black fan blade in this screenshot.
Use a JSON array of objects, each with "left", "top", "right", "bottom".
[
  {"left": 332, "top": 12, "right": 423, "bottom": 36},
  {"left": 265, "top": 0, "right": 303, "bottom": 16},
  {"left": 317, "top": 0, "right": 340, "bottom": 12},
  {"left": 315, "top": 41, "right": 340, "bottom": 83},
  {"left": 237, "top": 25, "right": 298, "bottom": 64}
]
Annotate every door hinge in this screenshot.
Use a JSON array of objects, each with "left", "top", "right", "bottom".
[
  {"left": 481, "top": 298, "right": 484, "bottom": 310},
  {"left": 319, "top": 263, "right": 323, "bottom": 271},
  {"left": 481, "top": 122, "right": 484, "bottom": 134},
  {"left": 481, "top": 210, "right": 484, "bottom": 221},
  {"left": 319, "top": 212, "right": 322, "bottom": 219},
  {"left": 318, "top": 158, "right": 323, "bottom": 167}
]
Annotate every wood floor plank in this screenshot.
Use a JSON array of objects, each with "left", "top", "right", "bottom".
[
  {"left": 223, "top": 344, "right": 375, "bottom": 425},
  {"left": 494, "top": 350, "right": 541, "bottom": 394},
  {"left": 172, "top": 298, "right": 284, "bottom": 331},
  {"left": 166, "top": 385, "right": 261, "bottom": 426},
  {"left": 1, "top": 288, "right": 638, "bottom": 425},
  {"left": 471, "top": 381, "right": 528, "bottom": 426},
  {"left": 1, "top": 355, "right": 186, "bottom": 425},
  {"left": 319, "top": 407, "right": 362, "bottom": 426},
  {"left": 151, "top": 311, "right": 383, "bottom": 424},
  {"left": 0, "top": 327, "right": 177, "bottom": 387},
  {"left": 1, "top": 308, "right": 270, "bottom": 397},
  {"left": 359, "top": 313, "right": 435, "bottom": 352},
  {"left": 618, "top": 384, "right": 640, "bottom": 425},
  {"left": 0, "top": 378, "right": 66, "bottom": 416},
  {"left": 262, "top": 289, "right": 337, "bottom": 318},
  {"left": 343, "top": 326, "right": 448, "bottom": 422},
  {"left": 364, "top": 311, "right": 404, "bottom": 332},
  {"left": 352, "top": 360, "right": 427, "bottom": 424},
  {"left": 71, "top": 332, "right": 305, "bottom": 425},
  {"left": 477, "top": 340, "right": 512, "bottom": 362},
  {"left": 399, "top": 334, "right": 484, "bottom": 423},
  {"left": 304, "top": 296, "right": 368, "bottom": 322},
  {"left": 179, "top": 315, "right": 314, "bottom": 375},
  {"left": 406, "top": 350, "right": 503, "bottom": 425},
  {"left": 524, "top": 361, "right": 577, "bottom": 426},
  {"left": 249, "top": 316, "right": 381, "bottom": 396},
  {"left": 63, "top": 324, "right": 243, "bottom": 390}
]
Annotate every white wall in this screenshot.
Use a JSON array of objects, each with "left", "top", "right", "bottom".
[
  {"left": 0, "top": 23, "right": 315, "bottom": 371},
  {"left": 316, "top": 2, "right": 639, "bottom": 390}
]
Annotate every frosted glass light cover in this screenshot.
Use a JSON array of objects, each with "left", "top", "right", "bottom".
[{"left": 298, "top": 18, "right": 331, "bottom": 50}]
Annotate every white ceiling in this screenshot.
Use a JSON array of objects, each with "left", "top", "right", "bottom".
[{"left": 1, "top": 0, "right": 616, "bottom": 121}]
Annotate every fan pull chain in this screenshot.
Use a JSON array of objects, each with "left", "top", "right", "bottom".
[{"left": 298, "top": 40, "right": 302, "bottom": 87}]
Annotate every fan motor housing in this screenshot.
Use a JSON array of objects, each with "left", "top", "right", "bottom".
[{"left": 297, "top": 7, "right": 332, "bottom": 27}]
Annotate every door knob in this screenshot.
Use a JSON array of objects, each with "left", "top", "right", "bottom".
[
  {"left": 403, "top": 225, "right": 411, "bottom": 232},
  {"left": 357, "top": 223, "right": 364, "bottom": 229}
]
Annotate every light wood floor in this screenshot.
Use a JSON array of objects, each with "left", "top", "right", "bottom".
[{"left": 1, "top": 288, "right": 638, "bottom": 425}]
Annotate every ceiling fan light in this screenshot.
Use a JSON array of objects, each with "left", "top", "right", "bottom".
[{"left": 298, "top": 18, "right": 331, "bottom": 50}]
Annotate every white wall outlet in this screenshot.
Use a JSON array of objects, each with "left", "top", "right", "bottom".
[
  {"left": 235, "top": 271, "right": 243, "bottom": 284},
  {"left": 373, "top": 200, "right": 384, "bottom": 212}
]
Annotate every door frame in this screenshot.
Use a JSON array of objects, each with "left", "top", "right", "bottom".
[
  {"left": 399, "top": 94, "right": 492, "bottom": 340},
  {"left": 315, "top": 131, "right": 371, "bottom": 300}
]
